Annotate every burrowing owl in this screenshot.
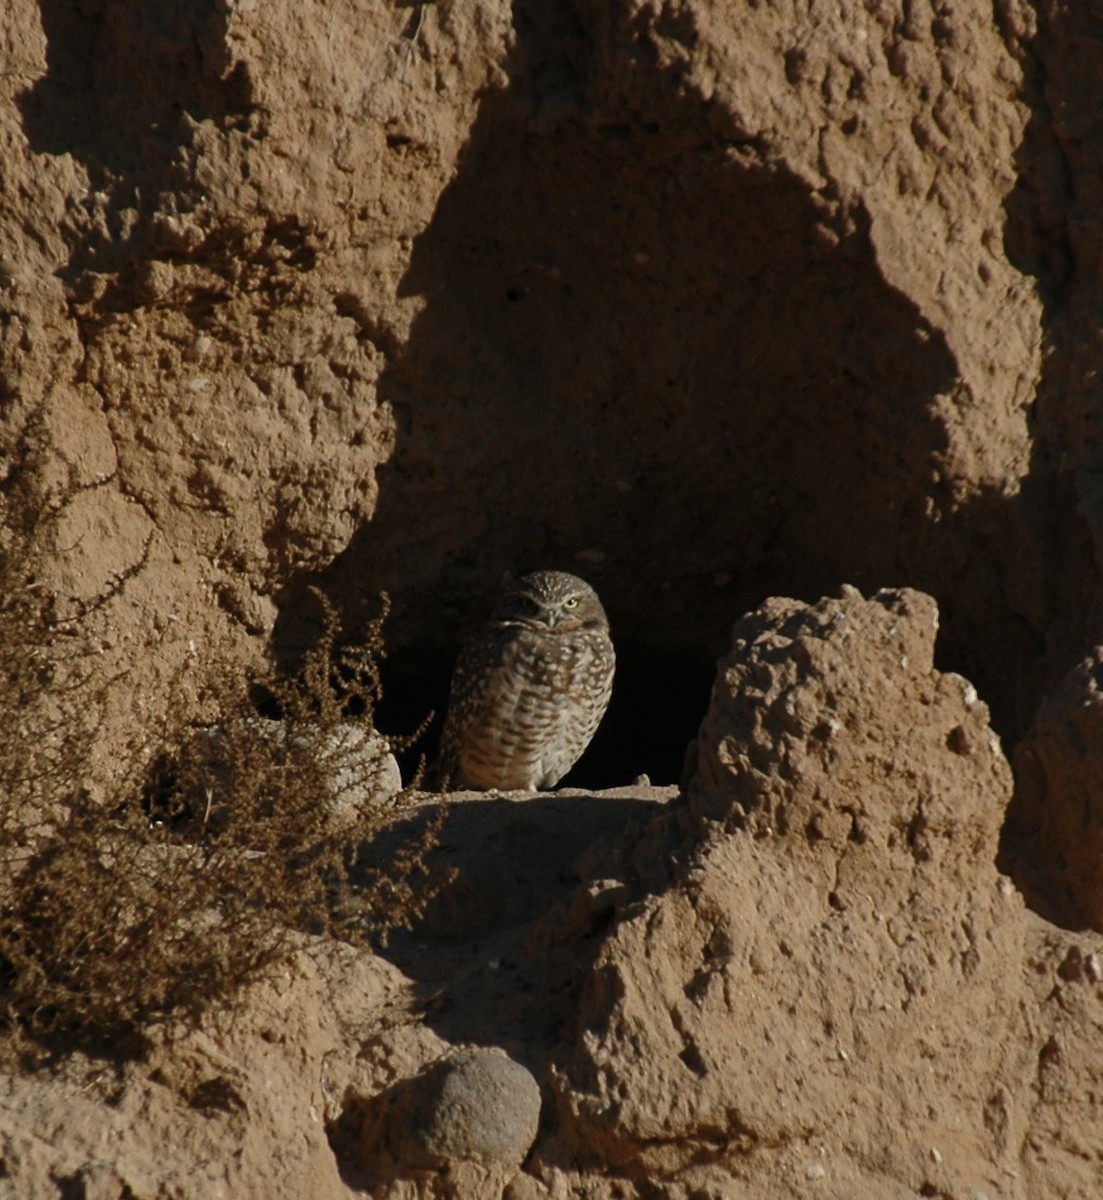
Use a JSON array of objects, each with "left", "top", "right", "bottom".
[{"left": 437, "top": 571, "right": 615, "bottom": 791}]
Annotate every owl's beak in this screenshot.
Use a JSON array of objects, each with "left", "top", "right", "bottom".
[{"left": 545, "top": 610, "right": 579, "bottom": 631}]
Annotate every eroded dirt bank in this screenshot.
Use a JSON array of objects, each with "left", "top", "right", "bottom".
[{"left": 2, "top": 0, "right": 1103, "bottom": 1196}]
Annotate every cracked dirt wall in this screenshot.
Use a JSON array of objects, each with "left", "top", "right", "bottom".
[
  {"left": 3, "top": 0, "right": 1056, "bottom": 784},
  {"left": 309, "top": 0, "right": 1050, "bottom": 780}
]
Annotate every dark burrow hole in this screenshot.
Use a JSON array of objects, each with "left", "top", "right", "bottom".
[{"left": 372, "top": 638, "right": 717, "bottom": 789}]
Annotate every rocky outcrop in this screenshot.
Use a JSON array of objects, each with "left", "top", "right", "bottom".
[
  {"left": 556, "top": 587, "right": 1034, "bottom": 1195},
  {"left": 0, "top": 0, "right": 1059, "bottom": 783}
]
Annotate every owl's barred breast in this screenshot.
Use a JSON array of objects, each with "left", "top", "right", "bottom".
[
  {"left": 457, "top": 625, "right": 614, "bottom": 790},
  {"left": 439, "top": 571, "right": 616, "bottom": 792}
]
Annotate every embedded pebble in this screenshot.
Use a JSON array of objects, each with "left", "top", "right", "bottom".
[{"left": 386, "top": 1047, "right": 541, "bottom": 1169}]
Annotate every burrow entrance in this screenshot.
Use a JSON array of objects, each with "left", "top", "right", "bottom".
[{"left": 275, "top": 6, "right": 1049, "bottom": 788}]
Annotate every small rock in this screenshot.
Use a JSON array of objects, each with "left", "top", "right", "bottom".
[
  {"left": 185, "top": 333, "right": 213, "bottom": 362},
  {"left": 186, "top": 718, "right": 401, "bottom": 824},
  {"left": 386, "top": 1047, "right": 541, "bottom": 1170},
  {"left": 320, "top": 722, "right": 402, "bottom": 815}
]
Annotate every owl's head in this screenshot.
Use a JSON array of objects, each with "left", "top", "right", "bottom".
[{"left": 495, "top": 570, "right": 610, "bottom": 632}]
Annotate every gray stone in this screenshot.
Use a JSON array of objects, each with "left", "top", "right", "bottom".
[{"left": 387, "top": 1048, "right": 541, "bottom": 1170}]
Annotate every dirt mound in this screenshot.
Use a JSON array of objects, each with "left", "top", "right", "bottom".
[
  {"left": 5, "top": 588, "right": 1103, "bottom": 1198},
  {"left": 558, "top": 587, "right": 1024, "bottom": 1192}
]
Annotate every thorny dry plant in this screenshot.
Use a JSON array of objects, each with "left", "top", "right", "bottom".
[{"left": 0, "top": 418, "right": 444, "bottom": 1060}]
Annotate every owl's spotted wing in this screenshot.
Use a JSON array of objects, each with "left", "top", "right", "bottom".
[{"left": 436, "top": 622, "right": 519, "bottom": 788}]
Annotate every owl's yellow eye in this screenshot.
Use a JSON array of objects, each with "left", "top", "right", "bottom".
[{"left": 562, "top": 596, "right": 580, "bottom": 610}]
